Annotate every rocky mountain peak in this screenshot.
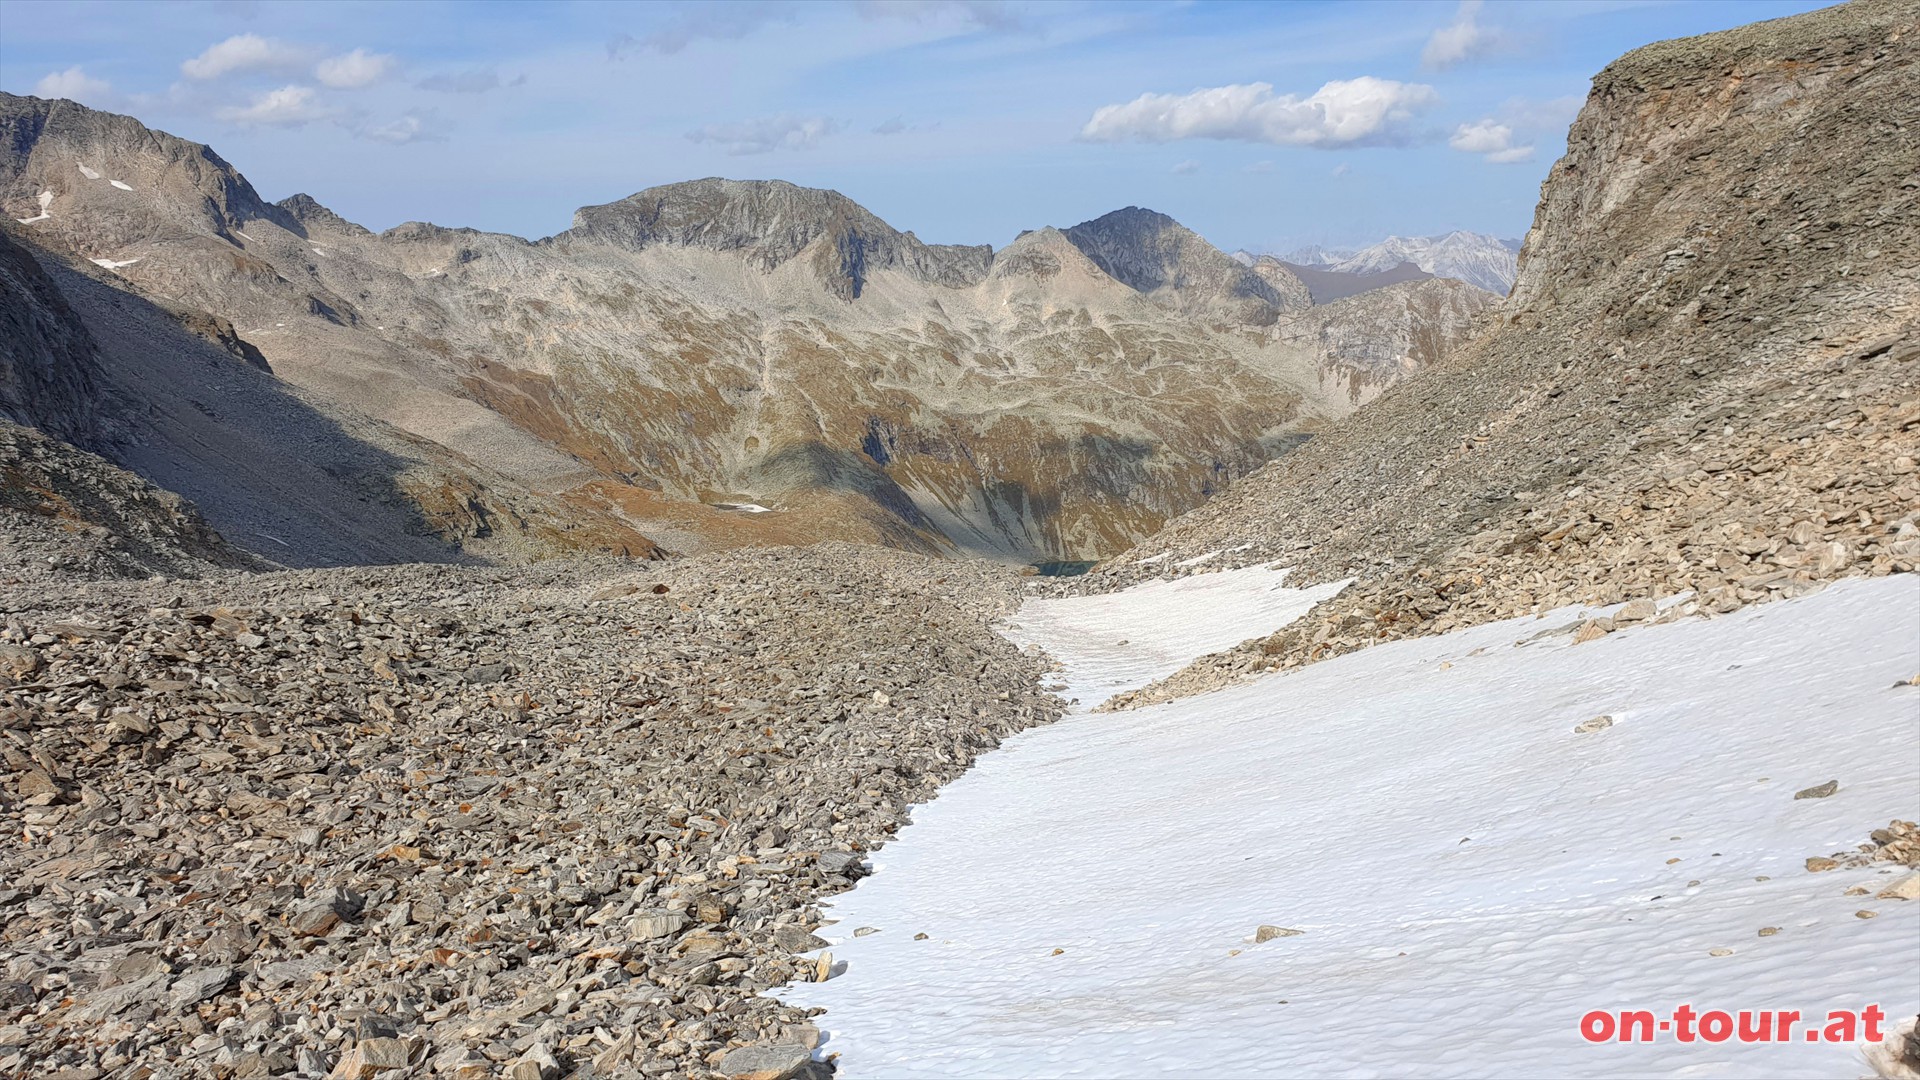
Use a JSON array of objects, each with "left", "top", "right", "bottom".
[
  {"left": 561, "top": 177, "right": 993, "bottom": 301},
  {"left": 276, "top": 193, "right": 371, "bottom": 238},
  {"left": 0, "top": 92, "right": 288, "bottom": 246},
  {"left": 1062, "top": 206, "right": 1309, "bottom": 324}
]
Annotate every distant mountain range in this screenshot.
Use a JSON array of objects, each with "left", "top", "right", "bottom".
[
  {"left": 0, "top": 92, "right": 1497, "bottom": 570},
  {"left": 1277, "top": 232, "right": 1523, "bottom": 295}
]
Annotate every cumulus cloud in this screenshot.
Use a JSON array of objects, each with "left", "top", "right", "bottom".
[
  {"left": 215, "top": 85, "right": 337, "bottom": 127},
  {"left": 182, "top": 34, "right": 311, "bottom": 80},
  {"left": 1448, "top": 119, "right": 1532, "bottom": 163},
  {"left": 316, "top": 48, "right": 396, "bottom": 89},
  {"left": 1171, "top": 159, "right": 1200, "bottom": 175},
  {"left": 418, "top": 69, "right": 524, "bottom": 93},
  {"left": 34, "top": 66, "right": 111, "bottom": 104},
  {"left": 1422, "top": 1, "right": 1500, "bottom": 71},
  {"left": 1081, "top": 77, "right": 1439, "bottom": 149},
  {"left": 687, "top": 114, "right": 839, "bottom": 155},
  {"left": 1331, "top": 161, "right": 1352, "bottom": 178}
]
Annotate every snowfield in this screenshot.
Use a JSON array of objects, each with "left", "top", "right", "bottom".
[
  {"left": 1000, "top": 564, "right": 1348, "bottom": 709},
  {"left": 782, "top": 572, "right": 1920, "bottom": 1078}
]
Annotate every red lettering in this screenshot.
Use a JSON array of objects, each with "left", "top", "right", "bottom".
[
  {"left": 1864, "top": 1004, "right": 1886, "bottom": 1042},
  {"left": 1619, "top": 1010, "right": 1655, "bottom": 1043},
  {"left": 1737, "top": 1011, "right": 1772, "bottom": 1042},
  {"left": 1580, "top": 1011, "right": 1615, "bottom": 1043},
  {"left": 1673, "top": 1003, "right": 1698, "bottom": 1043},
  {"left": 1699, "top": 1011, "right": 1733, "bottom": 1042},
  {"left": 1775, "top": 1010, "right": 1800, "bottom": 1042}
]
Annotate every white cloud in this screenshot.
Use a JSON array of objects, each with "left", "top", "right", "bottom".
[
  {"left": 1081, "top": 77, "right": 1439, "bottom": 149},
  {"left": 316, "top": 49, "right": 396, "bottom": 89},
  {"left": 1448, "top": 119, "right": 1533, "bottom": 164},
  {"left": 34, "top": 66, "right": 111, "bottom": 104},
  {"left": 687, "top": 114, "right": 839, "bottom": 155},
  {"left": 1171, "top": 159, "right": 1200, "bottom": 175},
  {"left": 215, "top": 85, "right": 336, "bottom": 127},
  {"left": 1331, "top": 162, "right": 1352, "bottom": 178},
  {"left": 182, "top": 34, "right": 311, "bottom": 80},
  {"left": 1422, "top": 0, "right": 1500, "bottom": 71},
  {"left": 358, "top": 113, "right": 445, "bottom": 144},
  {"left": 418, "top": 69, "right": 523, "bottom": 93}
]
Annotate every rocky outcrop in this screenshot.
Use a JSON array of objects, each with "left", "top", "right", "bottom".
[{"left": 1095, "top": 0, "right": 1920, "bottom": 702}]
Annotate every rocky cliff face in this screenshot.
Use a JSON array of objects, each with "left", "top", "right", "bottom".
[
  {"left": 1097, "top": 0, "right": 1920, "bottom": 704},
  {"left": 0, "top": 94, "right": 1493, "bottom": 566},
  {"left": 0, "top": 230, "right": 99, "bottom": 444}
]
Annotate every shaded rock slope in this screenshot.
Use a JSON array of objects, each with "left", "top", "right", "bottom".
[
  {"left": 0, "top": 99, "right": 1492, "bottom": 566},
  {"left": 1091, "top": 0, "right": 1920, "bottom": 705}
]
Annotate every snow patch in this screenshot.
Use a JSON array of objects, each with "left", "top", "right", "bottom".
[
  {"left": 77, "top": 163, "right": 100, "bottom": 180},
  {"left": 233, "top": 230, "right": 256, "bottom": 242},
  {"left": 90, "top": 257, "right": 142, "bottom": 270},
  {"left": 1175, "top": 549, "right": 1220, "bottom": 567},
  {"left": 1000, "top": 564, "right": 1347, "bottom": 709},
  {"left": 711, "top": 502, "right": 774, "bottom": 513},
  {"left": 14, "top": 190, "right": 53, "bottom": 224},
  {"left": 784, "top": 574, "right": 1920, "bottom": 1078},
  {"left": 108, "top": 179, "right": 132, "bottom": 191}
]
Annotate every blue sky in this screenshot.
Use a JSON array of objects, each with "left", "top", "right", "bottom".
[{"left": 0, "top": 0, "right": 1830, "bottom": 253}]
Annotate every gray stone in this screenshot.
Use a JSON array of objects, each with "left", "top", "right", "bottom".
[{"left": 717, "top": 1043, "right": 812, "bottom": 1080}]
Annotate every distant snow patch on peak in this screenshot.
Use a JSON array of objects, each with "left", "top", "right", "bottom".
[
  {"left": 78, "top": 163, "right": 101, "bottom": 180},
  {"left": 16, "top": 190, "right": 53, "bottom": 224},
  {"left": 712, "top": 501, "right": 774, "bottom": 513},
  {"left": 91, "top": 257, "right": 142, "bottom": 270},
  {"left": 109, "top": 179, "right": 133, "bottom": 191}
]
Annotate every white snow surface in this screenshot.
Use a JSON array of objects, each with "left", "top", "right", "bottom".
[
  {"left": 1000, "top": 564, "right": 1347, "bottom": 710},
  {"left": 108, "top": 179, "right": 133, "bottom": 191},
  {"left": 783, "top": 573, "right": 1920, "bottom": 1078},
  {"left": 90, "top": 257, "right": 141, "bottom": 270},
  {"left": 77, "top": 163, "right": 100, "bottom": 180},
  {"left": 15, "top": 190, "right": 53, "bottom": 224},
  {"left": 712, "top": 502, "right": 773, "bottom": 513}
]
